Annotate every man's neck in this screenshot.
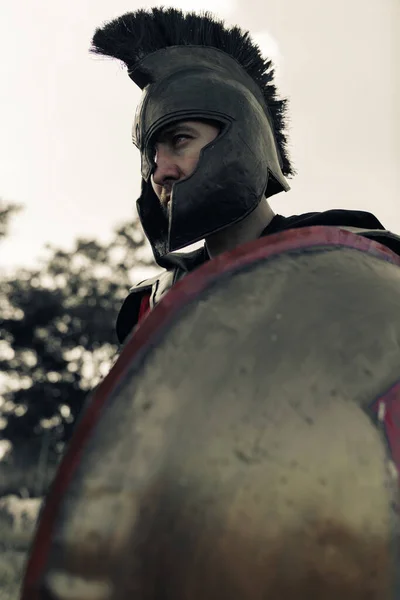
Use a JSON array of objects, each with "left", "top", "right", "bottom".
[{"left": 205, "top": 199, "right": 275, "bottom": 258}]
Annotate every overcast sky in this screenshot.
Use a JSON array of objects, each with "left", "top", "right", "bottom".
[{"left": 1, "top": 0, "right": 399, "bottom": 272}]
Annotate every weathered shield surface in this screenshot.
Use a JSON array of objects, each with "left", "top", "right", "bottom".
[{"left": 22, "top": 227, "right": 400, "bottom": 600}]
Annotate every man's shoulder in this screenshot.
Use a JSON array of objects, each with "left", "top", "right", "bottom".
[
  {"left": 266, "top": 209, "right": 385, "bottom": 235},
  {"left": 128, "top": 246, "right": 207, "bottom": 293},
  {"left": 116, "top": 247, "right": 208, "bottom": 344},
  {"left": 265, "top": 208, "right": 400, "bottom": 264}
]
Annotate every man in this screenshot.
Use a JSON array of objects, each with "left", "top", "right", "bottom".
[{"left": 91, "top": 7, "right": 398, "bottom": 345}]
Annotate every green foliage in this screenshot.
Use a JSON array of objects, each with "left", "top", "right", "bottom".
[{"left": 0, "top": 215, "right": 159, "bottom": 467}]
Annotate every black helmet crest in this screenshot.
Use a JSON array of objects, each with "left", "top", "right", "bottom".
[{"left": 91, "top": 7, "right": 293, "bottom": 176}]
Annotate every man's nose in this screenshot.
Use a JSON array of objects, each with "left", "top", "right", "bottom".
[{"left": 152, "top": 147, "right": 180, "bottom": 187}]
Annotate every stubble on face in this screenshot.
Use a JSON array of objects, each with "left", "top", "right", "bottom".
[{"left": 159, "top": 186, "right": 171, "bottom": 218}]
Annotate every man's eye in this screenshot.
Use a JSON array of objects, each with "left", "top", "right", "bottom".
[
  {"left": 172, "top": 134, "right": 190, "bottom": 146},
  {"left": 150, "top": 134, "right": 192, "bottom": 159}
]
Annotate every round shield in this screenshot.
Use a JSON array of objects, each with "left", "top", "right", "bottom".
[{"left": 22, "top": 226, "right": 400, "bottom": 600}]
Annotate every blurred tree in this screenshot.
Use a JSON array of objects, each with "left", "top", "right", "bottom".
[
  {"left": 0, "top": 199, "right": 22, "bottom": 240},
  {"left": 0, "top": 215, "right": 159, "bottom": 485}
]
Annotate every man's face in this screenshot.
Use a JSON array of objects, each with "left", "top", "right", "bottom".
[{"left": 150, "top": 120, "right": 220, "bottom": 215}]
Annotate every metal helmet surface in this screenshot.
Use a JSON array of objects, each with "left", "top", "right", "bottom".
[{"left": 91, "top": 8, "right": 294, "bottom": 263}]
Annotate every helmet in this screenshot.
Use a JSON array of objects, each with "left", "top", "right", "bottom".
[{"left": 91, "top": 8, "right": 294, "bottom": 264}]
